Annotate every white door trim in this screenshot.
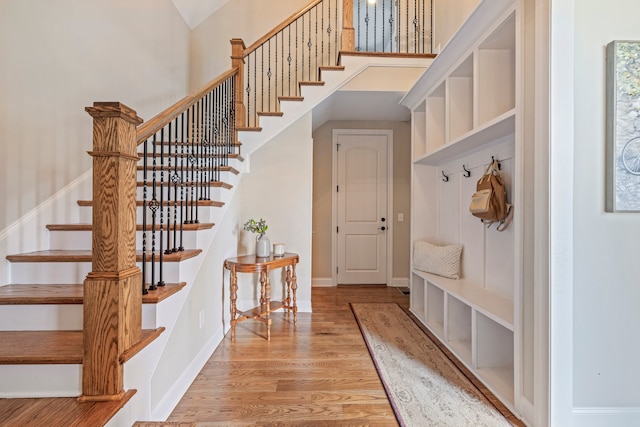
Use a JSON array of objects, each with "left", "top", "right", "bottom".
[{"left": 331, "top": 128, "right": 393, "bottom": 286}]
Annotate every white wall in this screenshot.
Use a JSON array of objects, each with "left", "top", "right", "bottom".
[
  {"left": 433, "top": 0, "right": 480, "bottom": 52},
  {"left": 238, "top": 113, "right": 314, "bottom": 312},
  {"left": 550, "top": 0, "right": 640, "bottom": 424},
  {"left": 0, "top": 0, "right": 190, "bottom": 283}
]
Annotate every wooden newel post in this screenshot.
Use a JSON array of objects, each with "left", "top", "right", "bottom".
[
  {"left": 342, "top": 0, "right": 355, "bottom": 52},
  {"left": 80, "top": 102, "right": 143, "bottom": 402},
  {"left": 230, "top": 38, "right": 246, "bottom": 130}
]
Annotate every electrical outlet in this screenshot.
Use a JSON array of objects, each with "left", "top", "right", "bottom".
[{"left": 398, "top": 213, "right": 404, "bottom": 222}]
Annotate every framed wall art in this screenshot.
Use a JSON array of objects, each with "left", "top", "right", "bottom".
[{"left": 606, "top": 40, "right": 640, "bottom": 212}]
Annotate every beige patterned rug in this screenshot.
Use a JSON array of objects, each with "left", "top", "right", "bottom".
[{"left": 350, "top": 303, "right": 513, "bottom": 427}]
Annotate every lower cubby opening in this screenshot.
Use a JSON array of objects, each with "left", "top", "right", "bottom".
[
  {"left": 476, "top": 311, "right": 514, "bottom": 403},
  {"left": 410, "top": 273, "right": 426, "bottom": 321},
  {"left": 446, "top": 295, "right": 472, "bottom": 364},
  {"left": 426, "top": 282, "right": 444, "bottom": 337}
]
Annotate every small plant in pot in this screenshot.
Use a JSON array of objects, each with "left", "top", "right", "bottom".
[{"left": 243, "top": 218, "right": 270, "bottom": 257}]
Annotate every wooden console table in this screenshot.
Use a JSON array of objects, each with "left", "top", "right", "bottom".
[{"left": 224, "top": 253, "right": 298, "bottom": 341}]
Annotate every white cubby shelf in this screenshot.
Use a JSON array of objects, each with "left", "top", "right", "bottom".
[
  {"left": 413, "top": 269, "right": 513, "bottom": 330},
  {"left": 404, "top": 0, "right": 528, "bottom": 420}
]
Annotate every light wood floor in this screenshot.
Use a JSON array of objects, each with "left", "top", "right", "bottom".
[{"left": 167, "top": 286, "right": 521, "bottom": 426}]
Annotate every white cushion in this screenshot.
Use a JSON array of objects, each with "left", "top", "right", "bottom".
[{"left": 413, "top": 240, "right": 463, "bottom": 279}]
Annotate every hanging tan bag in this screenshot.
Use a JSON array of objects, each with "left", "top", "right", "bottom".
[{"left": 469, "top": 159, "right": 513, "bottom": 231}]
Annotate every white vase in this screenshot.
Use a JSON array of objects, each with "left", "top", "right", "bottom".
[{"left": 256, "top": 234, "right": 271, "bottom": 257}]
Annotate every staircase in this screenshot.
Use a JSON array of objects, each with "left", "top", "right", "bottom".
[{"left": 0, "top": 0, "right": 435, "bottom": 425}]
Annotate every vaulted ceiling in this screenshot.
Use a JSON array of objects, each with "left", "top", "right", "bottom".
[{"left": 171, "top": 0, "right": 229, "bottom": 29}]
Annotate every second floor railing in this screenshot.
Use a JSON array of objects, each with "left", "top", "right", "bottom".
[{"left": 234, "top": 0, "right": 434, "bottom": 127}]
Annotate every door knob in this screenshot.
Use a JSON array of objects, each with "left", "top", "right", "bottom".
[
  {"left": 381, "top": 217, "right": 386, "bottom": 222},
  {"left": 379, "top": 226, "right": 386, "bottom": 231}
]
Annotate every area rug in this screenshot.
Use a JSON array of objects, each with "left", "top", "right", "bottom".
[{"left": 350, "top": 303, "right": 513, "bottom": 427}]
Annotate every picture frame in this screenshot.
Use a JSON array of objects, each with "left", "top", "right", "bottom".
[{"left": 606, "top": 40, "right": 640, "bottom": 212}]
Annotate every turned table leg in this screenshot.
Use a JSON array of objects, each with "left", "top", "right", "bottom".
[
  {"left": 230, "top": 265, "right": 238, "bottom": 341},
  {"left": 291, "top": 262, "right": 298, "bottom": 325},
  {"left": 264, "top": 269, "right": 272, "bottom": 341}
]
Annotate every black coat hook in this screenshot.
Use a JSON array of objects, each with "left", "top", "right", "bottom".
[
  {"left": 462, "top": 164, "right": 471, "bottom": 177},
  {"left": 491, "top": 156, "right": 502, "bottom": 170},
  {"left": 442, "top": 171, "right": 449, "bottom": 182}
]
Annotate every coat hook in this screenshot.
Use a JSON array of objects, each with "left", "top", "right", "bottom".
[
  {"left": 491, "top": 156, "right": 502, "bottom": 170},
  {"left": 442, "top": 171, "right": 449, "bottom": 182},
  {"left": 462, "top": 164, "right": 471, "bottom": 178}
]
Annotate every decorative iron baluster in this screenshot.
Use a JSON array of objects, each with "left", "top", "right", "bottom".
[
  {"left": 389, "top": 0, "right": 394, "bottom": 52},
  {"left": 308, "top": 9, "right": 312, "bottom": 79},
  {"left": 267, "top": 40, "right": 272, "bottom": 113},
  {"left": 149, "top": 133, "right": 159, "bottom": 291},
  {"left": 171, "top": 116, "right": 181, "bottom": 253},
  {"left": 327, "top": 0, "right": 332, "bottom": 63},
  {"left": 142, "top": 138, "right": 148, "bottom": 294},
  {"left": 356, "top": 0, "right": 361, "bottom": 51},
  {"left": 288, "top": 26, "right": 292, "bottom": 96},
  {"left": 158, "top": 127, "right": 165, "bottom": 287},
  {"left": 301, "top": 15, "right": 305, "bottom": 81},
  {"left": 165, "top": 122, "right": 173, "bottom": 255},
  {"left": 245, "top": 54, "right": 252, "bottom": 128},
  {"left": 178, "top": 111, "right": 186, "bottom": 251}
]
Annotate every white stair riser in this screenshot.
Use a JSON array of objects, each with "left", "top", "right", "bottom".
[
  {"left": 0, "top": 365, "right": 81, "bottom": 398},
  {"left": 0, "top": 303, "right": 164, "bottom": 331},
  {"left": 78, "top": 206, "right": 219, "bottom": 225},
  {"left": 0, "top": 305, "right": 82, "bottom": 331},
  {"left": 10, "top": 261, "right": 185, "bottom": 285},
  {"left": 50, "top": 229, "right": 201, "bottom": 251}
]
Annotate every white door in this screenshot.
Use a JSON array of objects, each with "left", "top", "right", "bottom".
[{"left": 335, "top": 131, "right": 390, "bottom": 284}]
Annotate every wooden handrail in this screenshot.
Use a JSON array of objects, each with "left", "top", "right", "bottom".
[
  {"left": 242, "top": 0, "right": 325, "bottom": 56},
  {"left": 136, "top": 68, "right": 238, "bottom": 144}
]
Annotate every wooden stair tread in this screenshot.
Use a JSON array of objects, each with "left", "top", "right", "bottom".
[
  {"left": 299, "top": 80, "right": 325, "bottom": 86},
  {"left": 0, "top": 283, "right": 187, "bottom": 305},
  {"left": 319, "top": 65, "right": 346, "bottom": 71},
  {"left": 6, "top": 249, "right": 202, "bottom": 263},
  {"left": 257, "top": 111, "right": 284, "bottom": 117},
  {"left": 236, "top": 126, "right": 262, "bottom": 132},
  {"left": 77, "top": 200, "right": 225, "bottom": 208},
  {"left": 0, "top": 329, "right": 163, "bottom": 364},
  {"left": 136, "top": 180, "right": 233, "bottom": 189},
  {"left": 46, "top": 223, "right": 215, "bottom": 232},
  {"left": 0, "top": 389, "right": 136, "bottom": 427},
  {"left": 137, "top": 165, "right": 240, "bottom": 175},
  {"left": 278, "top": 95, "right": 304, "bottom": 102}
]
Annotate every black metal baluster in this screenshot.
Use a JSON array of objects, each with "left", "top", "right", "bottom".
[
  {"left": 253, "top": 52, "right": 257, "bottom": 127},
  {"left": 158, "top": 127, "right": 165, "bottom": 287},
  {"left": 295, "top": 20, "right": 299, "bottom": 95},
  {"left": 165, "top": 122, "right": 173, "bottom": 255},
  {"left": 315, "top": 6, "right": 318, "bottom": 78},
  {"left": 321, "top": 1, "right": 325, "bottom": 66},
  {"left": 334, "top": 0, "right": 338, "bottom": 60},
  {"left": 245, "top": 54, "right": 252, "bottom": 128},
  {"left": 267, "top": 40, "right": 272, "bottom": 112},
  {"left": 171, "top": 116, "right": 180, "bottom": 253},
  {"left": 229, "top": 76, "right": 236, "bottom": 161},
  {"left": 356, "top": 0, "right": 361, "bottom": 51},
  {"left": 374, "top": 0, "right": 377, "bottom": 52},
  {"left": 308, "top": 11, "right": 312, "bottom": 79},
  {"left": 389, "top": 0, "right": 395, "bottom": 52},
  {"left": 327, "top": 0, "right": 332, "bottom": 64},
  {"left": 414, "top": 0, "right": 418, "bottom": 53},
  {"left": 301, "top": 15, "right": 305, "bottom": 81},
  {"left": 187, "top": 105, "right": 196, "bottom": 224},
  {"left": 288, "top": 26, "right": 292, "bottom": 96},
  {"left": 194, "top": 101, "right": 200, "bottom": 224},
  {"left": 178, "top": 111, "right": 185, "bottom": 251},
  {"left": 405, "top": 0, "right": 409, "bottom": 53},
  {"left": 149, "top": 133, "right": 159, "bottom": 291},
  {"left": 142, "top": 138, "right": 148, "bottom": 295},
  {"left": 382, "top": 0, "right": 386, "bottom": 52}
]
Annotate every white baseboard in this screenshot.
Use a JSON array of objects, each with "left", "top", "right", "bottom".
[
  {"left": 390, "top": 277, "right": 409, "bottom": 287},
  {"left": 311, "top": 278, "right": 408, "bottom": 287},
  {"left": 572, "top": 407, "right": 640, "bottom": 426},
  {"left": 312, "top": 277, "right": 334, "bottom": 287}
]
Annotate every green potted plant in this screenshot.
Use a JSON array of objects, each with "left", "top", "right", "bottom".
[{"left": 243, "top": 218, "right": 270, "bottom": 257}]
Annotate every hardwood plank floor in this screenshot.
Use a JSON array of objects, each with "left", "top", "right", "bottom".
[
  {"left": 167, "top": 285, "right": 521, "bottom": 426},
  {"left": 167, "top": 286, "right": 404, "bottom": 426}
]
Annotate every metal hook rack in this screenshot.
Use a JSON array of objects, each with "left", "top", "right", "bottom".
[
  {"left": 441, "top": 171, "right": 449, "bottom": 182},
  {"left": 462, "top": 164, "right": 471, "bottom": 178}
]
